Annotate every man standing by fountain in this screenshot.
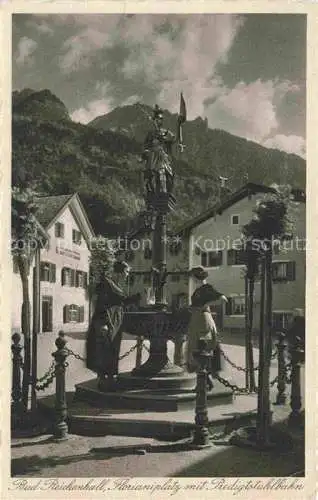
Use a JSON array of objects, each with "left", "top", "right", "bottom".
[{"left": 86, "top": 261, "right": 140, "bottom": 391}]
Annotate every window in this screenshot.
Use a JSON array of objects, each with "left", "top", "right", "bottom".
[
  {"left": 272, "top": 312, "right": 293, "bottom": 332},
  {"left": 225, "top": 296, "right": 245, "bottom": 316},
  {"left": 272, "top": 261, "right": 296, "bottom": 282},
  {"left": 231, "top": 215, "right": 240, "bottom": 225},
  {"left": 40, "top": 262, "right": 56, "bottom": 283},
  {"left": 75, "top": 270, "right": 88, "bottom": 288},
  {"left": 201, "top": 251, "right": 223, "bottom": 268},
  {"left": 61, "top": 267, "right": 76, "bottom": 287},
  {"left": 72, "top": 229, "right": 82, "bottom": 245},
  {"left": 63, "top": 304, "right": 84, "bottom": 323},
  {"left": 171, "top": 273, "right": 180, "bottom": 283},
  {"left": 227, "top": 249, "right": 246, "bottom": 266},
  {"left": 55, "top": 222, "right": 64, "bottom": 238}
]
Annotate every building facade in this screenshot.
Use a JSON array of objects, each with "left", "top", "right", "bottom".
[
  {"left": 12, "top": 193, "right": 95, "bottom": 335},
  {"left": 123, "top": 183, "right": 306, "bottom": 334}
]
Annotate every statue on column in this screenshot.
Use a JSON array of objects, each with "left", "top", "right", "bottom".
[{"left": 142, "top": 104, "right": 175, "bottom": 197}]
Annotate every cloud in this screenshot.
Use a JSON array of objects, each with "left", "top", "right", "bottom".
[
  {"left": 15, "top": 36, "right": 37, "bottom": 66},
  {"left": 263, "top": 134, "right": 306, "bottom": 158},
  {"left": 21, "top": 14, "right": 304, "bottom": 157},
  {"left": 120, "top": 14, "right": 245, "bottom": 117},
  {"left": 71, "top": 98, "right": 113, "bottom": 124},
  {"left": 206, "top": 80, "right": 278, "bottom": 141},
  {"left": 59, "top": 28, "right": 113, "bottom": 73},
  {"left": 205, "top": 79, "right": 303, "bottom": 146},
  {"left": 26, "top": 19, "right": 54, "bottom": 36}
]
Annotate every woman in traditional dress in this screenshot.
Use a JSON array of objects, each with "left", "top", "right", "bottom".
[
  {"left": 186, "top": 266, "right": 228, "bottom": 389},
  {"left": 86, "top": 261, "right": 140, "bottom": 391}
]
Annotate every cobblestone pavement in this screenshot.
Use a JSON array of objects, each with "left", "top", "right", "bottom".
[{"left": 11, "top": 401, "right": 304, "bottom": 479}]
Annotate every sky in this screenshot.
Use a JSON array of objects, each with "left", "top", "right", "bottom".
[{"left": 12, "top": 14, "right": 306, "bottom": 158}]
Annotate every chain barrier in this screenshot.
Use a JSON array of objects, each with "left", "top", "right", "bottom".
[
  {"left": 219, "top": 345, "right": 277, "bottom": 374},
  {"left": 213, "top": 372, "right": 257, "bottom": 394},
  {"left": 219, "top": 347, "right": 259, "bottom": 373},
  {"left": 34, "top": 360, "right": 57, "bottom": 392},
  {"left": 65, "top": 343, "right": 139, "bottom": 363},
  {"left": 119, "top": 342, "right": 138, "bottom": 360},
  {"left": 66, "top": 347, "right": 86, "bottom": 362}
]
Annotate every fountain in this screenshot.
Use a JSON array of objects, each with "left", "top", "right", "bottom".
[{"left": 75, "top": 99, "right": 233, "bottom": 411}]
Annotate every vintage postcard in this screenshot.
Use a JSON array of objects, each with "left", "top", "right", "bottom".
[{"left": 0, "top": 1, "right": 316, "bottom": 499}]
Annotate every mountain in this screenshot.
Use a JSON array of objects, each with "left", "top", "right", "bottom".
[
  {"left": 12, "top": 89, "right": 70, "bottom": 122},
  {"left": 89, "top": 104, "right": 305, "bottom": 189},
  {"left": 12, "top": 90, "right": 306, "bottom": 236}
]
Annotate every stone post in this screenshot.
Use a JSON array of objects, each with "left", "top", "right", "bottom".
[
  {"left": 11, "top": 333, "right": 23, "bottom": 411},
  {"left": 288, "top": 336, "right": 304, "bottom": 427},
  {"left": 275, "top": 332, "right": 287, "bottom": 405},
  {"left": 192, "top": 338, "right": 212, "bottom": 448},
  {"left": 52, "top": 331, "right": 69, "bottom": 440}
]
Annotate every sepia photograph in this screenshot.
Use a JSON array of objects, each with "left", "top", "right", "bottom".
[{"left": 6, "top": 8, "right": 309, "bottom": 491}]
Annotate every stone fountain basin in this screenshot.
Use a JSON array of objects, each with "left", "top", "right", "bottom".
[{"left": 122, "top": 307, "right": 191, "bottom": 340}]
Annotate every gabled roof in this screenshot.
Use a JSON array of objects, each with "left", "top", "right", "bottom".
[
  {"left": 176, "top": 183, "right": 277, "bottom": 235},
  {"left": 34, "top": 193, "right": 95, "bottom": 242},
  {"left": 35, "top": 194, "right": 73, "bottom": 229}
]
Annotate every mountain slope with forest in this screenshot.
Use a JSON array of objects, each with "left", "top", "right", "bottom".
[{"left": 12, "top": 89, "right": 306, "bottom": 236}]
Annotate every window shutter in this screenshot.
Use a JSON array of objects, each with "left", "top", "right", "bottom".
[
  {"left": 71, "top": 269, "right": 76, "bottom": 287},
  {"left": 218, "top": 251, "right": 223, "bottom": 266},
  {"left": 50, "top": 264, "right": 56, "bottom": 283},
  {"left": 40, "top": 262, "right": 46, "bottom": 281},
  {"left": 61, "top": 268, "right": 66, "bottom": 286},
  {"left": 61, "top": 224, "right": 65, "bottom": 238},
  {"left": 84, "top": 272, "right": 88, "bottom": 289},
  {"left": 79, "top": 306, "right": 84, "bottom": 323},
  {"left": 75, "top": 271, "right": 79, "bottom": 287},
  {"left": 72, "top": 229, "right": 76, "bottom": 243},
  {"left": 201, "top": 252, "right": 207, "bottom": 267},
  {"left": 287, "top": 261, "right": 296, "bottom": 281},
  {"left": 63, "top": 305, "right": 69, "bottom": 323},
  {"left": 48, "top": 299, "right": 53, "bottom": 331}
]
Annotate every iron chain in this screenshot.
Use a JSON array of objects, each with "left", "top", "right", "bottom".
[
  {"left": 35, "top": 360, "right": 55, "bottom": 383},
  {"left": 119, "top": 342, "right": 138, "bottom": 360},
  {"left": 213, "top": 372, "right": 257, "bottom": 394},
  {"left": 34, "top": 362, "right": 56, "bottom": 392},
  {"left": 66, "top": 347, "right": 86, "bottom": 362},
  {"left": 219, "top": 347, "right": 259, "bottom": 373},
  {"left": 66, "top": 343, "right": 139, "bottom": 363}
]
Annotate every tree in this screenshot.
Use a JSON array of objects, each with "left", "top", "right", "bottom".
[
  {"left": 242, "top": 188, "right": 294, "bottom": 447},
  {"left": 88, "top": 235, "right": 116, "bottom": 318},
  {"left": 11, "top": 186, "right": 45, "bottom": 410}
]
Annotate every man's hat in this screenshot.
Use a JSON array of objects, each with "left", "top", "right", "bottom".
[
  {"left": 189, "top": 266, "right": 208, "bottom": 281},
  {"left": 191, "top": 283, "right": 223, "bottom": 307}
]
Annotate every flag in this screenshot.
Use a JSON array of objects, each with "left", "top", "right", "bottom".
[
  {"left": 177, "top": 92, "right": 186, "bottom": 147},
  {"left": 178, "top": 92, "right": 187, "bottom": 124}
]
